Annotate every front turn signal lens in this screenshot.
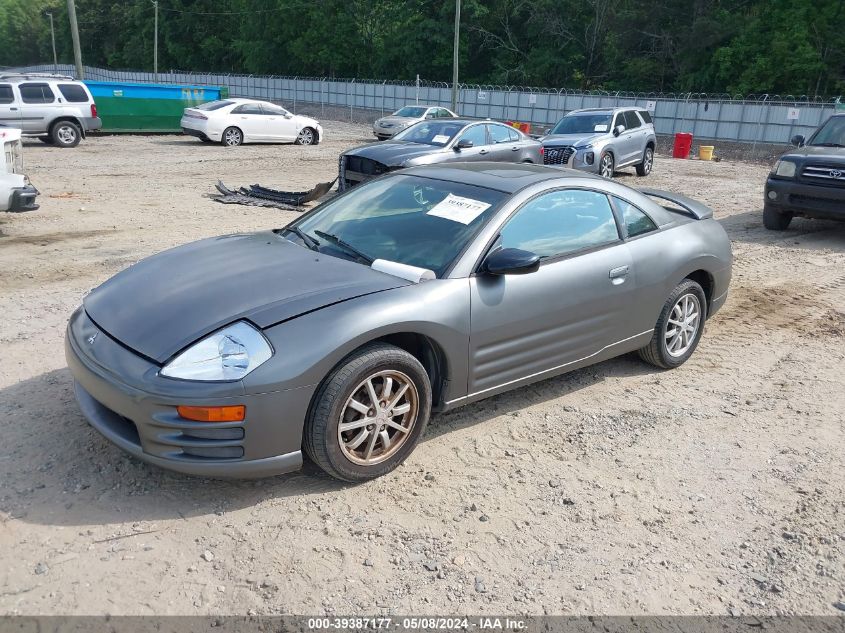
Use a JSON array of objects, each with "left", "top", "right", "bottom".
[{"left": 177, "top": 405, "right": 245, "bottom": 422}]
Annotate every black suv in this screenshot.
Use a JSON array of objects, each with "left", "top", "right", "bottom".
[{"left": 764, "top": 113, "right": 845, "bottom": 230}]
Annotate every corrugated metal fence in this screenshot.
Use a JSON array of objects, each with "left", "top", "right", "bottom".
[{"left": 7, "top": 64, "right": 844, "bottom": 145}]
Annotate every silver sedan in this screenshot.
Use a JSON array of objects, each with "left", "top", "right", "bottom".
[{"left": 373, "top": 105, "right": 457, "bottom": 140}]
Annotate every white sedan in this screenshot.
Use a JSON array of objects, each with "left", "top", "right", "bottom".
[{"left": 180, "top": 98, "right": 323, "bottom": 147}]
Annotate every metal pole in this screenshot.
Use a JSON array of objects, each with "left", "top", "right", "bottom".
[
  {"left": 451, "top": 0, "right": 461, "bottom": 112},
  {"left": 66, "top": 0, "right": 83, "bottom": 79},
  {"left": 416, "top": 74, "right": 420, "bottom": 104},
  {"left": 46, "top": 12, "right": 58, "bottom": 71},
  {"left": 153, "top": 0, "right": 159, "bottom": 82}
]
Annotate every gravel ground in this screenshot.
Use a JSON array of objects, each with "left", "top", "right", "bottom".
[{"left": 0, "top": 123, "right": 843, "bottom": 616}]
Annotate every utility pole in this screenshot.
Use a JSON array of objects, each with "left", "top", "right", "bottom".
[
  {"left": 66, "top": 0, "right": 84, "bottom": 79},
  {"left": 451, "top": 0, "right": 461, "bottom": 113},
  {"left": 152, "top": 0, "right": 159, "bottom": 82},
  {"left": 45, "top": 12, "right": 58, "bottom": 71}
]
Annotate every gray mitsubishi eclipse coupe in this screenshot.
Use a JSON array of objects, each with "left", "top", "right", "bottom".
[{"left": 66, "top": 163, "right": 732, "bottom": 482}]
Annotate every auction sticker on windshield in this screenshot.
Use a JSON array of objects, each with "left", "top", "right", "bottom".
[
  {"left": 594, "top": 124, "right": 608, "bottom": 132},
  {"left": 432, "top": 134, "right": 451, "bottom": 144},
  {"left": 427, "top": 194, "right": 491, "bottom": 224}
]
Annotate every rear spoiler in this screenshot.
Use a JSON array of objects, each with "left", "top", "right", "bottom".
[{"left": 638, "top": 188, "right": 713, "bottom": 220}]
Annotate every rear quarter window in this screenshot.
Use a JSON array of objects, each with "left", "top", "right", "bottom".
[
  {"left": 57, "top": 83, "right": 90, "bottom": 102},
  {"left": 0, "top": 85, "right": 13, "bottom": 104},
  {"left": 638, "top": 110, "right": 653, "bottom": 124},
  {"left": 19, "top": 83, "right": 55, "bottom": 104}
]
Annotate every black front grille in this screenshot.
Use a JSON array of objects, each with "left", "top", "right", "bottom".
[
  {"left": 345, "top": 155, "right": 389, "bottom": 176},
  {"left": 802, "top": 164, "right": 845, "bottom": 186},
  {"left": 543, "top": 146, "right": 574, "bottom": 166}
]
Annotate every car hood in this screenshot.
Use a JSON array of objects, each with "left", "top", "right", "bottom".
[
  {"left": 83, "top": 232, "right": 410, "bottom": 363},
  {"left": 376, "top": 116, "right": 416, "bottom": 126},
  {"left": 780, "top": 145, "right": 845, "bottom": 162},
  {"left": 345, "top": 141, "right": 445, "bottom": 166},
  {"left": 541, "top": 132, "right": 604, "bottom": 147}
]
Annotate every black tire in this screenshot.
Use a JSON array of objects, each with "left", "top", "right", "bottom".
[
  {"left": 50, "top": 121, "right": 81, "bottom": 148},
  {"left": 304, "top": 343, "right": 432, "bottom": 482},
  {"left": 221, "top": 126, "right": 243, "bottom": 146},
  {"left": 638, "top": 279, "right": 707, "bottom": 369},
  {"left": 599, "top": 151, "right": 614, "bottom": 178},
  {"left": 635, "top": 146, "right": 654, "bottom": 176},
  {"left": 295, "top": 126, "right": 318, "bottom": 145},
  {"left": 763, "top": 203, "right": 793, "bottom": 230}
]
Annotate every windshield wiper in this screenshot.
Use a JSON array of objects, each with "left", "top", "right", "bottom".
[
  {"left": 812, "top": 142, "right": 845, "bottom": 147},
  {"left": 285, "top": 226, "right": 320, "bottom": 251},
  {"left": 314, "top": 230, "right": 374, "bottom": 264}
]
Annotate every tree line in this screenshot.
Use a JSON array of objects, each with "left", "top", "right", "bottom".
[{"left": 1, "top": 0, "right": 843, "bottom": 97}]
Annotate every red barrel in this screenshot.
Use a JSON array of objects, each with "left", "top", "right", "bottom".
[{"left": 672, "top": 132, "right": 693, "bottom": 159}]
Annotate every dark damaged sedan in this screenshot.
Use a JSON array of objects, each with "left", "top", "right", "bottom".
[
  {"left": 339, "top": 118, "right": 542, "bottom": 190},
  {"left": 67, "top": 163, "right": 731, "bottom": 482}
]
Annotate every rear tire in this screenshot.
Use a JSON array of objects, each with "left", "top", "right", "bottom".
[
  {"left": 221, "top": 126, "right": 243, "bottom": 147},
  {"left": 638, "top": 279, "right": 707, "bottom": 369},
  {"left": 763, "top": 203, "right": 793, "bottom": 230},
  {"left": 304, "top": 343, "right": 432, "bottom": 482},
  {"left": 635, "top": 146, "right": 654, "bottom": 176},
  {"left": 51, "top": 121, "right": 81, "bottom": 148}
]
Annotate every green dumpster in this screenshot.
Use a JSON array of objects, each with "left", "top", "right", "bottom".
[{"left": 84, "top": 81, "right": 228, "bottom": 132}]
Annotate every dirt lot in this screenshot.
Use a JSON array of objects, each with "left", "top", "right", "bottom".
[{"left": 0, "top": 123, "right": 843, "bottom": 617}]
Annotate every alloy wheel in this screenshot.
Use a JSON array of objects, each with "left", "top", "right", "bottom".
[
  {"left": 337, "top": 370, "right": 419, "bottom": 466},
  {"left": 224, "top": 128, "right": 242, "bottom": 146},
  {"left": 643, "top": 148, "right": 654, "bottom": 174},
  {"left": 297, "top": 128, "right": 315, "bottom": 145},
  {"left": 600, "top": 154, "right": 614, "bottom": 178},
  {"left": 665, "top": 293, "right": 701, "bottom": 357},
  {"left": 57, "top": 125, "right": 77, "bottom": 145}
]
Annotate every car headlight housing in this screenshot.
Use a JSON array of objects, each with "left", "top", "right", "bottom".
[
  {"left": 773, "top": 160, "right": 797, "bottom": 178},
  {"left": 160, "top": 321, "right": 272, "bottom": 381}
]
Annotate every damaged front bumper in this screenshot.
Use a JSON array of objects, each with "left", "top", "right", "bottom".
[{"left": 8, "top": 183, "right": 39, "bottom": 212}]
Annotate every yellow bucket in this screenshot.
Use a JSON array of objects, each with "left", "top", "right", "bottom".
[{"left": 699, "top": 145, "right": 714, "bottom": 161}]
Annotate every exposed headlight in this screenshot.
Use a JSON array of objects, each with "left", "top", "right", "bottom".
[
  {"left": 161, "top": 321, "right": 272, "bottom": 381},
  {"left": 774, "top": 160, "right": 797, "bottom": 178}
]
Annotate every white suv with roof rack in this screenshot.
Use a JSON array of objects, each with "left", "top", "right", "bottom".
[{"left": 0, "top": 73, "right": 101, "bottom": 148}]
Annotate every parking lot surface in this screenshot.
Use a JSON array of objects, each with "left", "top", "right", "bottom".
[{"left": 1, "top": 123, "right": 843, "bottom": 615}]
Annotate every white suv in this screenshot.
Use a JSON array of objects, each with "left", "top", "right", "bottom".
[{"left": 0, "top": 73, "right": 101, "bottom": 148}]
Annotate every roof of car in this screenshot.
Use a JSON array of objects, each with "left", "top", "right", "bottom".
[
  {"left": 569, "top": 107, "right": 641, "bottom": 115},
  {"left": 401, "top": 162, "right": 599, "bottom": 194}
]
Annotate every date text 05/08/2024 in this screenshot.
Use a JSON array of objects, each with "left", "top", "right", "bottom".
[{"left": 307, "top": 617, "right": 527, "bottom": 631}]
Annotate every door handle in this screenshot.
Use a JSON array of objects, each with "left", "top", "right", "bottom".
[
  {"left": 511, "top": 146, "right": 519, "bottom": 151},
  {"left": 609, "top": 265, "right": 629, "bottom": 278},
  {"left": 10, "top": 107, "right": 18, "bottom": 111},
  {"left": 479, "top": 149, "right": 488, "bottom": 155}
]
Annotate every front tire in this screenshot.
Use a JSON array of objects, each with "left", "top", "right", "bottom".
[
  {"left": 763, "top": 203, "right": 793, "bottom": 230},
  {"left": 304, "top": 343, "right": 432, "bottom": 482},
  {"left": 638, "top": 279, "right": 707, "bottom": 369},
  {"left": 635, "top": 146, "right": 654, "bottom": 176},
  {"left": 51, "top": 121, "right": 81, "bottom": 148},
  {"left": 599, "top": 151, "right": 614, "bottom": 178},
  {"left": 221, "top": 126, "right": 243, "bottom": 147},
  {"left": 295, "top": 127, "right": 317, "bottom": 145}
]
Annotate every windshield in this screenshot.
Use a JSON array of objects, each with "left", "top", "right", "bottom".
[
  {"left": 392, "top": 120, "right": 466, "bottom": 146},
  {"left": 809, "top": 116, "right": 845, "bottom": 146},
  {"left": 285, "top": 174, "right": 505, "bottom": 277},
  {"left": 196, "top": 100, "right": 233, "bottom": 111},
  {"left": 393, "top": 106, "right": 427, "bottom": 118},
  {"left": 550, "top": 113, "right": 612, "bottom": 135}
]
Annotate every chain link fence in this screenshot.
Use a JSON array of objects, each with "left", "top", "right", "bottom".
[{"left": 6, "top": 64, "right": 844, "bottom": 152}]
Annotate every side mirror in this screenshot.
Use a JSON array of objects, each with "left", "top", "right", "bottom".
[
  {"left": 790, "top": 134, "right": 805, "bottom": 147},
  {"left": 455, "top": 139, "right": 474, "bottom": 151},
  {"left": 284, "top": 113, "right": 293, "bottom": 119},
  {"left": 543, "top": 128, "right": 551, "bottom": 135},
  {"left": 484, "top": 248, "right": 541, "bottom": 275},
  {"left": 613, "top": 125, "right": 625, "bottom": 137}
]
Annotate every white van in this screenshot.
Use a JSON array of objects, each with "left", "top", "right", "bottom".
[
  {"left": 0, "top": 73, "right": 101, "bottom": 148},
  {"left": 1, "top": 127, "right": 39, "bottom": 212}
]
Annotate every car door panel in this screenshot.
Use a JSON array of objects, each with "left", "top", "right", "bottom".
[
  {"left": 451, "top": 124, "right": 491, "bottom": 162},
  {"left": 467, "top": 188, "right": 639, "bottom": 395},
  {"left": 261, "top": 103, "right": 297, "bottom": 141},
  {"left": 469, "top": 244, "right": 635, "bottom": 394},
  {"left": 231, "top": 104, "right": 266, "bottom": 141},
  {"left": 0, "top": 84, "right": 20, "bottom": 128}
]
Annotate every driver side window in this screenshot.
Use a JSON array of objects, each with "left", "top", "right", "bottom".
[
  {"left": 499, "top": 189, "right": 621, "bottom": 258},
  {"left": 456, "top": 125, "right": 488, "bottom": 147}
]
